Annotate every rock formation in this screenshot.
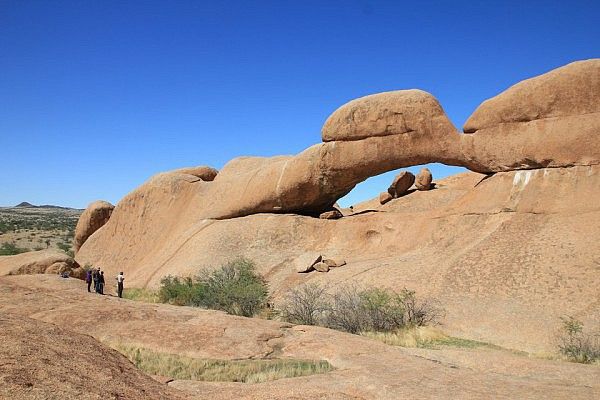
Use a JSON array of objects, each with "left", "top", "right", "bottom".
[
  {"left": 415, "top": 167, "right": 433, "bottom": 190},
  {"left": 74, "top": 60, "right": 600, "bottom": 353},
  {"left": 73, "top": 200, "right": 115, "bottom": 253}
]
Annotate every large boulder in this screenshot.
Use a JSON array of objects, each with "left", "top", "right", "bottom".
[
  {"left": 0, "top": 250, "right": 81, "bottom": 277},
  {"left": 415, "top": 168, "right": 433, "bottom": 191},
  {"left": 388, "top": 171, "right": 415, "bottom": 197},
  {"left": 461, "top": 59, "right": 600, "bottom": 171},
  {"left": 73, "top": 200, "right": 115, "bottom": 253},
  {"left": 322, "top": 89, "right": 458, "bottom": 142}
]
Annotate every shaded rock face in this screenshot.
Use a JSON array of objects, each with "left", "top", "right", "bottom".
[
  {"left": 73, "top": 200, "right": 115, "bottom": 253},
  {"left": 415, "top": 168, "right": 433, "bottom": 190}
]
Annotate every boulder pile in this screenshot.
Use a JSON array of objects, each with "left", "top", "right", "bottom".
[{"left": 295, "top": 253, "right": 347, "bottom": 273}]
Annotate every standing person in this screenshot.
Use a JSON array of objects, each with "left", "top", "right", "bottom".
[
  {"left": 116, "top": 272, "right": 125, "bottom": 298},
  {"left": 99, "top": 271, "right": 105, "bottom": 295},
  {"left": 85, "top": 269, "right": 93, "bottom": 292},
  {"left": 92, "top": 269, "right": 99, "bottom": 293}
]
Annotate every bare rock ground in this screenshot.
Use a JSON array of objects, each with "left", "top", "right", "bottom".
[{"left": 0, "top": 275, "right": 598, "bottom": 399}]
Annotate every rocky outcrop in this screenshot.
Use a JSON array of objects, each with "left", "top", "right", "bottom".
[
  {"left": 461, "top": 59, "right": 600, "bottom": 171},
  {"left": 388, "top": 171, "right": 415, "bottom": 197},
  {"left": 73, "top": 200, "right": 115, "bottom": 253},
  {"left": 0, "top": 249, "right": 82, "bottom": 278},
  {"left": 415, "top": 168, "right": 433, "bottom": 190},
  {"left": 172, "top": 165, "right": 218, "bottom": 181}
]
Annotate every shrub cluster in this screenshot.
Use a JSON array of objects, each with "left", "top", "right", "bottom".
[
  {"left": 277, "top": 283, "right": 441, "bottom": 334},
  {"left": 558, "top": 316, "right": 600, "bottom": 364},
  {"left": 158, "top": 258, "right": 269, "bottom": 317}
]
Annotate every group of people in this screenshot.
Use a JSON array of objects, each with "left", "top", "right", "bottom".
[{"left": 85, "top": 269, "right": 125, "bottom": 298}]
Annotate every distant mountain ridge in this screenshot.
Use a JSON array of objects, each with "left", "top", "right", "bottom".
[{"left": 14, "top": 202, "right": 77, "bottom": 210}]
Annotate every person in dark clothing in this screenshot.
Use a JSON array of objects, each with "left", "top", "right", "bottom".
[
  {"left": 116, "top": 272, "right": 125, "bottom": 298},
  {"left": 98, "top": 271, "right": 105, "bottom": 295},
  {"left": 85, "top": 269, "right": 93, "bottom": 292},
  {"left": 92, "top": 269, "right": 99, "bottom": 293}
]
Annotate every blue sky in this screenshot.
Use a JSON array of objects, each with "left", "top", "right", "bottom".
[{"left": 1, "top": 0, "right": 599, "bottom": 208}]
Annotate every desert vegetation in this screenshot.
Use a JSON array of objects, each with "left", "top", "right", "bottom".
[
  {"left": 158, "top": 258, "right": 269, "bottom": 317},
  {"left": 0, "top": 206, "right": 80, "bottom": 254},
  {"left": 0, "top": 241, "right": 30, "bottom": 256},
  {"left": 558, "top": 316, "right": 600, "bottom": 364},
  {"left": 277, "top": 283, "right": 442, "bottom": 335},
  {"left": 113, "top": 344, "right": 333, "bottom": 383}
]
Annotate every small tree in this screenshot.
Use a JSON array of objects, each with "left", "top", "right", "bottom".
[{"left": 558, "top": 316, "right": 600, "bottom": 364}]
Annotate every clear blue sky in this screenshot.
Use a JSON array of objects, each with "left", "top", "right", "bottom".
[{"left": 1, "top": 0, "right": 599, "bottom": 208}]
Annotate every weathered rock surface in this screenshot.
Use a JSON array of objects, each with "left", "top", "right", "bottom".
[
  {"left": 388, "top": 171, "right": 415, "bottom": 197},
  {"left": 0, "top": 249, "right": 81, "bottom": 277},
  {"left": 73, "top": 200, "right": 114, "bottom": 253},
  {"left": 0, "top": 313, "right": 184, "bottom": 400},
  {"left": 415, "top": 167, "right": 433, "bottom": 190},
  {"left": 2, "top": 275, "right": 599, "bottom": 400}
]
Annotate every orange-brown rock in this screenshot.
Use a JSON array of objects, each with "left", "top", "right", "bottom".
[
  {"left": 293, "top": 252, "right": 322, "bottom": 273},
  {"left": 0, "top": 313, "right": 184, "bottom": 400},
  {"left": 323, "top": 258, "right": 346, "bottom": 268},
  {"left": 388, "top": 171, "right": 415, "bottom": 197},
  {"left": 313, "top": 261, "right": 330, "bottom": 272},
  {"left": 319, "top": 209, "right": 343, "bottom": 219},
  {"left": 461, "top": 59, "right": 600, "bottom": 171},
  {"left": 379, "top": 191, "right": 393, "bottom": 204},
  {"left": 321, "top": 89, "right": 458, "bottom": 143},
  {"left": 172, "top": 165, "right": 218, "bottom": 181},
  {"left": 0, "top": 249, "right": 80, "bottom": 277},
  {"left": 73, "top": 200, "right": 114, "bottom": 253},
  {"left": 415, "top": 167, "right": 433, "bottom": 190}
]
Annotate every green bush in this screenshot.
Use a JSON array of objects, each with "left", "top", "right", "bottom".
[{"left": 158, "top": 258, "right": 269, "bottom": 317}]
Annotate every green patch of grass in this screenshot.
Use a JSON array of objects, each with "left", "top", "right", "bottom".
[
  {"left": 122, "top": 288, "right": 160, "bottom": 303},
  {"left": 112, "top": 344, "right": 333, "bottom": 383}
]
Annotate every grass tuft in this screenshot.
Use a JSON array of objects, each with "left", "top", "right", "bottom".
[
  {"left": 362, "top": 326, "right": 504, "bottom": 350},
  {"left": 112, "top": 344, "right": 333, "bottom": 383},
  {"left": 122, "top": 288, "right": 160, "bottom": 303}
]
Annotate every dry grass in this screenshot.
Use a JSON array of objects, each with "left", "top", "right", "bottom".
[
  {"left": 362, "top": 326, "right": 504, "bottom": 350},
  {"left": 111, "top": 344, "right": 333, "bottom": 383},
  {"left": 122, "top": 288, "right": 160, "bottom": 303}
]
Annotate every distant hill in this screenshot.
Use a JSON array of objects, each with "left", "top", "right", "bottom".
[
  {"left": 15, "top": 202, "right": 34, "bottom": 208},
  {"left": 14, "top": 202, "right": 75, "bottom": 210}
]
